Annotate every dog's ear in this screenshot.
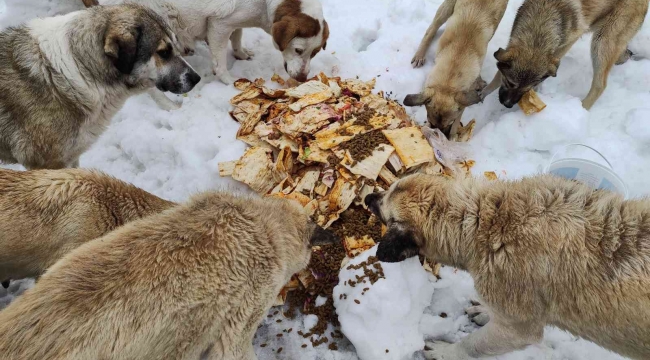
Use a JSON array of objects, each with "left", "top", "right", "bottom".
[
  {"left": 403, "top": 93, "right": 430, "bottom": 107},
  {"left": 321, "top": 20, "right": 329, "bottom": 50},
  {"left": 494, "top": 48, "right": 512, "bottom": 70},
  {"left": 455, "top": 89, "right": 482, "bottom": 107},
  {"left": 547, "top": 57, "right": 560, "bottom": 77},
  {"left": 309, "top": 224, "right": 340, "bottom": 247},
  {"left": 104, "top": 25, "right": 141, "bottom": 74},
  {"left": 272, "top": 20, "right": 299, "bottom": 51}
]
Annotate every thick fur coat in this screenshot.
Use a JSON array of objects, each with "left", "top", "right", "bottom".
[{"left": 367, "top": 174, "right": 650, "bottom": 360}]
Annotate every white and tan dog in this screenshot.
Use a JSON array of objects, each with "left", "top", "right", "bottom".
[
  {"left": 0, "top": 4, "right": 200, "bottom": 169},
  {"left": 0, "top": 191, "right": 338, "bottom": 359},
  {"left": 88, "top": 0, "right": 330, "bottom": 86},
  {"left": 366, "top": 174, "right": 650, "bottom": 360}
]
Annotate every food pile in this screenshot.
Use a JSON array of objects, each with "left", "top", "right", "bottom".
[{"left": 218, "top": 73, "right": 474, "bottom": 348}]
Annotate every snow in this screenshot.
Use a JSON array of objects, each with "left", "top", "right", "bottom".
[
  {"left": 333, "top": 246, "right": 435, "bottom": 360},
  {"left": 1, "top": 0, "right": 649, "bottom": 359}
]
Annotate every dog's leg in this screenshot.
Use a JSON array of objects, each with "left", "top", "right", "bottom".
[
  {"left": 207, "top": 20, "right": 235, "bottom": 85},
  {"left": 424, "top": 315, "right": 543, "bottom": 359},
  {"left": 411, "top": 0, "right": 456, "bottom": 68},
  {"left": 583, "top": 12, "right": 644, "bottom": 110},
  {"left": 147, "top": 89, "right": 182, "bottom": 111},
  {"left": 479, "top": 72, "right": 501, "bottom": 100},
  {"left": 230, "top": 29, "right": 253, "bottom": 61}
]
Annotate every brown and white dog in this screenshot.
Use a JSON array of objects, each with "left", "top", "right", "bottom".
[{"left": 88, "top": 0, "right": 330, "bottom": 86}]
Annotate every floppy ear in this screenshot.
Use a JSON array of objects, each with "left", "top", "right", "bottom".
[
  {"left": 494, "top": 48, "right": 512, "bottom": 70},
  {"left": 403, "top": 93, "right": 430, "bottom": 107},
  {"left": 321, "top": 20, "right": 329, "bottom": 50},
  {"left": 309, "top": 225, "right": 340, "bottom": 247},
  {"left": 104, "top": 25, "right": 141, "bottom": 74},
  {"left": 455, "top": 89, "right": 482, "bottom": 107},
  {"left": 272, "top": 19, "right": 299, "bottom": 51},
  {"left": 547, "top": 57, "right": 560, "bottom": 77}
]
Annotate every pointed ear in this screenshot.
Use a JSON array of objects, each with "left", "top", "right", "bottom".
[
  {"left": 455, "top": 89, "right": 482, "bottom": 107},
  {"left": 321, "top": 20, "right": 329, "bottom": 50},
  {"left": 548, "top": 57, "right": 560, "bottom": 77},
  {"left": 272, "top": 19, "right": 298, "bottom": 51},
  {"left": 309, "top": 225, "right": 340, "bottom": 247},
  {"left": 403, "top": 93, "right": 430, "bottom": 107},
  {"left": 104, "top": 25, "right": 141, "bottom": 74}
]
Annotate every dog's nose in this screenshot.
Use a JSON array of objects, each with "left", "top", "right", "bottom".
[
  {"left": 294, "top": 73, "right": 308, "bottom": 83},
  {"left": 185, "top": 71, "right": 201, "bottom": 87}
]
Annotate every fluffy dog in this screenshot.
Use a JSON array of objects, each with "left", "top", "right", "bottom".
[
  {"left": 480, "top": 0, "right": 648, "bottom": 110},
  {"left": 366, "top": 174, "right": 650, "bottom": 360},
  {"left": 0, "top": 168, "right": 174, "bottom": 288},
  {"left": 90, "top": 0, "right": 330, "bottom": 85},
  {"left": 0, "top": 191, "right": 338, "bottom": 360},
  {"left": 404, "top": 0, "right": 507, "bottom": 139},
  {"left": 0, "top": 4, "right": 200, "bottom": 169}
]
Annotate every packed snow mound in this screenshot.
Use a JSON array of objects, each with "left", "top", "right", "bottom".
[{"left": 334, "top": 246, "right": 434, "bottom": 360}]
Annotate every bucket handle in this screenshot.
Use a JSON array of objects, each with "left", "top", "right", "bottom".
[{"left": 546, "top": 144, "right": 614, "bottom": 172}]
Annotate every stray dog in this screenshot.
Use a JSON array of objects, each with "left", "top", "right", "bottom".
[
  {"left": 0, "top": 191, "right": 338, "bottom": 359},
  {"left": 90, "top": 0, "right": 330, "bottom": 86},
  {"left": 0, "top": 168, "right": 174, "bottom": 289},
  {"left": 404, "top": 0, "right": 507, "bottom": 139},
  {"left": 366, "top": 174, "right": 650, "bottom": 360},
  {"left": 480, "top": 0, "right": 648, "bottom": 110},
  {"left": 0, "top": 4, "right": 200, "bottom": 170}
]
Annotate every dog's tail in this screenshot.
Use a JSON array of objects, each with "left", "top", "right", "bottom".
[{"left": 82, "top": 0, "right": 99, "bottom": 7}]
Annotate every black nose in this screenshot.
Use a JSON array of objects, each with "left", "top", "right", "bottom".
[
  {"left": 294, "top": 73, "right": 308, "bottom": 83},
  {"left": 1, "top": 280, "right": 9, "bottom": 289},
  {"left": 186, "top": 71, "right": 201, "bottom": 87}
]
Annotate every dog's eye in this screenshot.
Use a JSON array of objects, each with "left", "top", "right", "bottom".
[
  {"left": 158, "top": 46, "right": 172, "bottom": 60},
  {"left": 295, "top": 48, "right": 304, "bottom": 55}
]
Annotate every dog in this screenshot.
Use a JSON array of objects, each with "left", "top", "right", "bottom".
[
  {"left": 480, "top": 0, "right": 648, "bottom": 110},
  {"left": 366, "top": 174, "right": 650, "bottom": 360},
  {"left": 0, "top": 191, "right": 338, "bottom": 359},
  {"left": 88, "top": 0, "right": 330, "bottom": 86},
  {"left": 0, "top": 4, "right": 200, "bottom": 170},
  {"left": 403, "top": 0, "right": 507, "bottom": 139},
  {"left": 0, "top": 168, "right": 175, "bottom": 289}
]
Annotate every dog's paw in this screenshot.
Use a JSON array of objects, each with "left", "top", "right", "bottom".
[
  {"left": 233, "top": 47, "right": 254, "bottom": 61},
  {"left": 424, "top": 341, "right": 469, "bottom": 360},
  {"left": 184, "top": 47, "right": 195, "bottom": 56},
  {"left": 214, "top": 69, "right": 235, "bottom": 85},
  {"left": 411, "top": 53, "right": 426, "bottom": 68},
  {"left": 616, "top": 48, "right": 634, "bottom": 65},
  {"left": 466, "top": 305, "right": 490, "bottom": 326},
  {"left": 474, "top": 78, "right": 487, "bottom": 92}
]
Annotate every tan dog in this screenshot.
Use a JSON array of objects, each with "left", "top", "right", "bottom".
[
  {"left": 366, "top": 174, "right": 650, "bottom": 360},
  {"left": 404, "top": 0, "right": 508, "bottom": 139},
  {"left": 480, "top": 0, "right": 648, "bottom": 110},
  {"left": 0, "top": 168, "right": 174, "bottom": 288},
  {"left": 0, "top": 191, "right": 338, "bottom": 360}
]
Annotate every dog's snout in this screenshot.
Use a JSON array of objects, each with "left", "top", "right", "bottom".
[
  {"left": 185, "top": 71, "right": 201, "bottom": 88},
  {"left": 294, "top": 73, "right": 308, "bottom": 83}
]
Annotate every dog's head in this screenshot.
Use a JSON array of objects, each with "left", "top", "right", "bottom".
[
  {"left": 267, "top": 196, "right": 340, "bottom": 275},
  {"left": 103, "top": 4, "right": 201, "bottom": 94},
  {"left": 403, "top": 88, "right": 480, "bottom": 138},
  {"left": 365, "top": 174, "right": 448, "bottom": 263},
  {"left": 493, "top": 47, "right": 558, "bottom": 108},
  {"left": 272, "top": 0, "right": 329, "bottom": 82}
]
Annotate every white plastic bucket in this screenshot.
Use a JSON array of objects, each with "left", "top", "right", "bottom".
[{"left": 546, "top": 144, "right": 628, "bottom": 199}]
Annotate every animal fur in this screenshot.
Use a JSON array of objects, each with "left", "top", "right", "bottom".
[
  {"left": 91, "top": 0, "right": 330, "bottom": 87},
  {"left": 480, "top": 0, "right": 648, "bottom": 110},
  {"left": 0, "top": 4, "right": 200, "bottom": 169},
  {"left": 366, "top": 174, "right": 650, "bottom": 360},
  {"left": 403, "top": 0, "right": 507, "bottom": 139},
  {"left": 0, "top": 191, "right": 338, "bottom": 360},
  {"left": 0, "top": 168, "right": 174, "bottom": 286}
]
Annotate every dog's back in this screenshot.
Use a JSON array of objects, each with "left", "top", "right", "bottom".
[
  {"left": 0, "top": 191, "right": 312, "bottom": 359},
  {"left": 0, "top": 168, "right": 174, "bottom": 282},
  {"left": 474, "top": 176, "right": 650, "bottom": 359}
]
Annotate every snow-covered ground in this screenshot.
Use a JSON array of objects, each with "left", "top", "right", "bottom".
[{"left": 0, "top": 0, "right": 649, "bottom": 358}]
